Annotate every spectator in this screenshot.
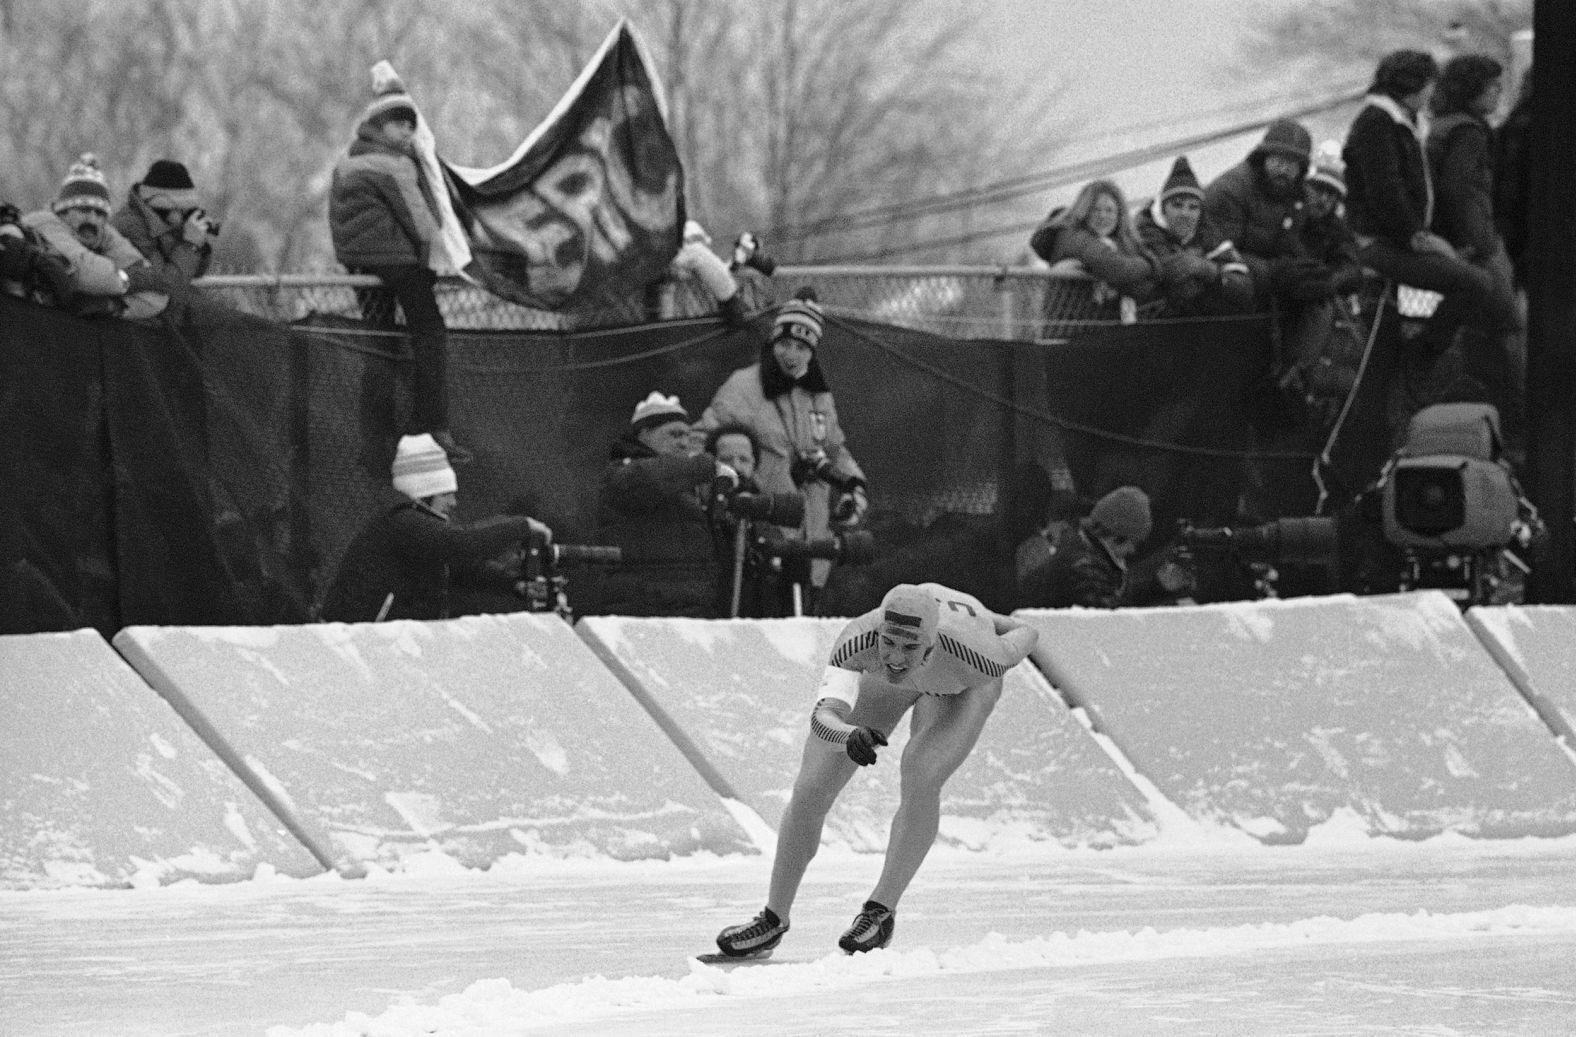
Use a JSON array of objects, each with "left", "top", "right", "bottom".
[
  {"left": 1493, "top": 69, "right": 1533, "bottom": 288},
  {"left": 698, "top": 293, "right": 867, "bottom": 613},
  {"left": 1204, "top": 119, "right": 1324, "bottom": 311},
  {"left": 1, "top": 202, "right": 72, "bottom": 304},
  {"left": 110, "top": 159, "right": 218, "bottom": 318},
  {"left": 1427, "top": 53, "right": 1523, "bottom": 456},
  {"left": 1341, "top": 50, "right": 1516, "bottom": 372},
  {"left": 669, "top": 219, "right": 749, "bottom": 326},
  {"left": 1135, "top": 157, "right": 1254, "bottom": 317},
  {"left": 1040, "top": 486, "right": 1191, "bottom": 608},
  {"left": 729, "top": 231, "right": 779, "bottom": 316},
  {"left": 329, "top": 71, "right": 471, "bottom": 466},
  {"left": 318, "top": 433, "right": 550, "bottom": 622},
  {"left": 705, "top": 423, "right": 799, "bottom": 618},
  {"left": 1287, "top": 143, "right": 1366, "bottom": 410},
  {"left": 595, "top": 392, "right": 730, "bottom": 617},
  {"left": 19, "top": 154, "right": 168, "bottom": 320},
  {"left": 1029, "top": 178, "right": 1156, "bottom": 323}
]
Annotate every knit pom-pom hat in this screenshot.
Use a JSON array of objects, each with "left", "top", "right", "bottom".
[
  {"left": 629, "top": 391, "right": 690, "bottom": 436},
  {"left": 391, "top": 433, "right": 458, "bottom": 500},
  {"left": 363, "top": 60, "right": 418, "bottom": 128},
  {"left": 1158, "top": 156, "right": 1204, "bottom": 206},
  {"left": 53, "top": 153, "right": 112, "bottom": 215}
]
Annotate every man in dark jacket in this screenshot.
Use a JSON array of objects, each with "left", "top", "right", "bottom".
[
  {"left": 1204, "top": 118, "right": 1317, "bottom": 310},
  {"left": 595, "top": 392, "right": 733, "bottom": 617},
  {"left": 329, "top": 71, "right": 470, "bottom": 465},
  {"left": 1042, "top": 486, "right": 1191, "bottom": 608},
  {"left": 1135, "top": 157, "right": 1254, "bottom": 318},
  {"left": 110, "top": 159, "right": 217, "bottom": 320},
  {"left": 319, "top": 433, "right": 548, "bottom": 622},
  {"left": 1341, "top": 50, "right": 1516, "bottom": 367}
]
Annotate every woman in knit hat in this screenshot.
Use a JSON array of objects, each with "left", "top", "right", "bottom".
[
  {"left": 697, "top": 291, "right": 868, "bottom": 613},
  {"left": 1134, "top": 156, "right": 1254, "bottom": 317}
]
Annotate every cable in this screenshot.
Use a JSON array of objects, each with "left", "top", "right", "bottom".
[{"left": 773, "top": 85, "right": 1365, "bottom": 249}]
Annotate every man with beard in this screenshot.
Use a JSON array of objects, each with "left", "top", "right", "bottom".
[
  {"left": 1205, "top": 119, "right": 1323, "bottom": 312},
  {"left": 21, "top": 154, "right": 167, "bottom": 319}
]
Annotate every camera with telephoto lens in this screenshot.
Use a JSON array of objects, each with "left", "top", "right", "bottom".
[
  {"left": 192, "top": 208, "right": 221, "bottom": 238},
  {"left": 790, "top": 447, "right": 861, "bottom": 494},
  {"left": 763, "top": 528, "right": 876, "bottom": 566},
  {"left": 516, "top": 527, "right": 621, "bottom": 620},
  {"left": 710, "top": 473, "right": 806, "bottom": 526},
  {"left": 0, "top": 203, "right": 20, "bottom": 230}
]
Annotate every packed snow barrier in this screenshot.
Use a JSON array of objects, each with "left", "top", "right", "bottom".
[
  {"left": 576, "top": 616, "right": 1161, "bottom": 850},
  {"left": 0, "top": 629, "right": 322, "bottom": 889},
  {"left": 111, "top": 614, "right": 754, "bottom": 872},
  {"left": 1018, "top": 591, "right": 1576, "bottom": 843},
  {"left": 1464, "top": 605, "right": 1576, "bottom": 754}
]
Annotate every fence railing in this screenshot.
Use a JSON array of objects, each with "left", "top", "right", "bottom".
[{"left": 193, "top": 267, "right": 1147, "bottom": 342}]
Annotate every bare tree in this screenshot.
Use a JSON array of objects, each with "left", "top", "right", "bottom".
[{"left": 1245, "top": 0, "right": 1531, "bottom": 75}]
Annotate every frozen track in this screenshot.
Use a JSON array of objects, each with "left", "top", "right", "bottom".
[{"left": 4, "top": 839, "right": 1576, "bottom": 1036}]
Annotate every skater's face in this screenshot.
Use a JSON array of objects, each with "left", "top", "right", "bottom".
[{"left": 877, "top": 624, "right": 933, "bottom": 684}]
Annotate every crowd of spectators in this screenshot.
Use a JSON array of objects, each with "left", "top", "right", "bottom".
[{"left": 0, "top": 43, "right": 1541, "bottom": 622}]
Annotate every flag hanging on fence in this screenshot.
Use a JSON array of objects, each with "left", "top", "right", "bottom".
[{"left": 443, "top": 19, "right": 685, "bottom": 311}]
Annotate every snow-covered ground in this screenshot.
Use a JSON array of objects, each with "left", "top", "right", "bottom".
[{"left": 5, "top": 827, "right": 1575, "bottom": 1037}]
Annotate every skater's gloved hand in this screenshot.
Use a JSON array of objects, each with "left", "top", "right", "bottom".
[{"left": 845, "top": 726, "right": 887, "bottom": 766}]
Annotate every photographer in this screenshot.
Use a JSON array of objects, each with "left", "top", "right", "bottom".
[
  {"left": 318, "top": 433, "right": 550, "bottom": 622},
  {"left": 595, "top": 392, "right": 733, "bottom": 617},
  {"left": 705, "top": 424, "right": 801, "bottom": 618},
  {"left": 111, "top": 159, "right": 219, "bottom": 319},
  {"left": 1041, "top": 486, "right": 1194, "bottom": 609},
  {"left": 699, "top": 293, "right": 868, "bottom": 614}
]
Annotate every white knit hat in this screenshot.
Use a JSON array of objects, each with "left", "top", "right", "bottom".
[
  {"left": 391, "top": 433, "right": 457, "bottom": 500},
  {"left": 52, "top": 153, "right": 112, "bottom": 215},
  {"left": 362, "top": 61, "right": 419, "bottom": 128},
  {"left": 630, "top": 391, "right": 689, "bottom": 435}
]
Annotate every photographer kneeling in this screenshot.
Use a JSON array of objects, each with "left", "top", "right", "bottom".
[{"left": 318, "top": 433, "right": 551, "bottom": 622}]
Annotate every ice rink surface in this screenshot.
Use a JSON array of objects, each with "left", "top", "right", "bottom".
[{"left": 5, "top": 833, "right": 1576, "bottom": 1036}]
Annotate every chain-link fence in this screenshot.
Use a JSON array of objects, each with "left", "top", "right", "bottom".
[{"left": 194, "top": 267, "right": 1147, "bottom": 342}]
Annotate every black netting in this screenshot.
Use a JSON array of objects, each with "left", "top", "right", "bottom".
[{"left": 7, "top": 289, "right": 1382, "bottom": 635}]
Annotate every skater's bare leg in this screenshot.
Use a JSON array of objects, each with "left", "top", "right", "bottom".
[{"left": 869, "top": 677, "right": 1003, "bottom": 910}]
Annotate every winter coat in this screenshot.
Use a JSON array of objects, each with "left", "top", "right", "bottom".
[
  {"left": 1427, "top": 112, "right": 1498, "bottom": 262},
  {"left": 1133, "top": 200, "right": 1253, "bottom": 316},
  {"left": 1294, "top": 209, "right": 1365, "bottom": 295},
  {"left": 698, "top": 351, "right": 866, "bottom": 586},
  {"left": 1029, "top": 220, "right": 1157, "bottom": 309},
  {"left": 1342, "top": 95, "right": 1433, "bottom": 247},
  {"left": 110, "top": 189, "right": 213, "bottom": 288},
  {"left": 318, "top": 495, "right": 534, "bottom": 622},
  {"left": 18, "top": 210, "right": 168, "bottom": 319},
  {"left": 329, "top": 123, "right": 442, "bottom": 269},
  {"left": 1203, "top": 159, "right": 1304, "bottom": 302},
  {"left": 594, "top": 437, "right": 721, "bottom": 616},
  {"left": 1041, "top": 522, "right": 1173, "bottom": 609}
]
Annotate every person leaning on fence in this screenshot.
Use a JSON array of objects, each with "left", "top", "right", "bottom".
[
  {"left": 110, "top": 159, "right": 219, "bottom": 318},
  {"left": 1426, "top": 53, "right": 1524, "bottom": 458},
  {"left": 1341, "top": 50, "right": 1517, "bottom": 381},
  {"left": 1135, "top": 156, "right": 1253, "bottom": 318},
  {"left": 594, "top": 392, "right": 735, "bottom": 617},
  {"left": 1029, "top": 178, "right": 1156, "bottom": 323},
  {"left": 317, "top": 433, "right": 550, "bottom": 622},
  {"left": 698, "top": 293, "right": 868, "bottom": 614},
  {"left": 1204, "top": 119, "right": 1321, "bottom": 312},
  {"left": 1284, "top": 143, "right": 1366, "bottom": 411},
  {"left": 329, "top": 69, "right": 471, "bottom": 467},
  {"left": 1040, "top": 486, "right": 1192, "bottom": 609},
  {"left": 19, "top": 154, "right": 168, "bottom": 320}
]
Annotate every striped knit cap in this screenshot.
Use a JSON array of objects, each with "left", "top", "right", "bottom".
[
  {"left": 52, "top": 154, "right": 112, "bottom": 215},
  {"left": 879, "top": 584, "right": 939, "bottom": 644},
  {"left": 771, "top": 297, "right": 825, "bottom": 348},
  {"left": 391, "top": 433, "right": 458, "bottom": 500}
]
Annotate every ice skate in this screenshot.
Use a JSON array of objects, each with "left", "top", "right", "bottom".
[
  {"left": 838, "top": 900, "right": 895, "bottom": 953},
  {"left": 714, "top": 907, "right": 788, "bottom": 958}
]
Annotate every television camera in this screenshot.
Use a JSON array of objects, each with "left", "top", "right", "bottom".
[
  {"left": 1177, "top": 404, "right": 1542, "bottom": 607},
  {"left": 515, "top": 527, "right": 620, "bottom": 621}
]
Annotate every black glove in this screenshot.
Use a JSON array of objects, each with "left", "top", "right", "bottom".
[{"left": 845, "top": 726, "right": 887, "bottom": 766}]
